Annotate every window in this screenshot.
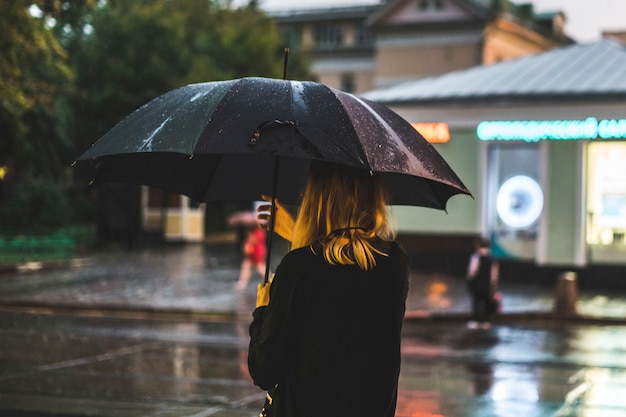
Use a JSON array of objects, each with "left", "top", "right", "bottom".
[
  {"left": 340, "top": 74, "right": 355, "bottom": 93},
  {"left": 354, "top": 24, "right": 374, "bottom": 47},
  {"left": 280, "top": 26, "right": 302, "bottom": 51},
  {"left": 314, "top": 23, "right": 344, "bottom": 47},
  {"left": 586, "top": 142, "right": 626, "bottom": 245},
  {"left": 418, "top": 0, "right": 445, "bottom": 11}
]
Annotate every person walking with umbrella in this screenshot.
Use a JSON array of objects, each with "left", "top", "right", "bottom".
[{"left": 248, "top": 161, "right": 409, "bottom": 417}]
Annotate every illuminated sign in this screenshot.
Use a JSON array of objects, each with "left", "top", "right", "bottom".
[
  {"left": 0, "top": 166, "right": 6, "bottom": 180},
  {"left": 477, "top": 118, "right": 626, "bottom": 142},
  {"left": 411, "top": 122, "right": 450, "bottom": 143}
]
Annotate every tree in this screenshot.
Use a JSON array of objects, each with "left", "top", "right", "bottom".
[
  {"left": 0, "top": 1, "right": 75, "bottom": 179},
  {"left": 182, "top": 1, "right": 285, "bottom": 82},
  {"left": 69, "top": 1, "right": 190, "bottom": 150},
  {"left": 64, "top": 0, "right": 312, "bottom": 242},
  {"left": 70, "top": 0, "right": 310, "bottom": 153}
]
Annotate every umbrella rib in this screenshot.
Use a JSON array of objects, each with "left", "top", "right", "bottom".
[
  {"left": 424, "top": 178, "right": 448, "bottom": 212},
  {"left": 350, "top": 94, "right": 427, "bottom": 173},
  {"left": 328, "top": 89, "right": 373, "bottom": 170},
  {"left": 198, "top": 153, "right": 223, "bottom": 202}
]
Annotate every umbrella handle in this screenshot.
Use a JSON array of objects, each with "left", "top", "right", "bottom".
[{"left": 264, "top": 156, "right": 280, "bottom": 284}]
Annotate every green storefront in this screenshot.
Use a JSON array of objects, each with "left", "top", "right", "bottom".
[{"left": 365, "top": 39, "right": 626, "bottom": 273}]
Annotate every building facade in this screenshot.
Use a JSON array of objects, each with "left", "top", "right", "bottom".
[
  {"left": 271, "top": 0, "right": 571, "bottom": 93},
  {"left": 364, "top": 39, "right": 626, "bottom": 276},
  {"left": 138, "top": 0, "right": 573, "bottom": 244}
]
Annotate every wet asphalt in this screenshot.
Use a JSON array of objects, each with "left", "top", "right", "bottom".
[
  {"left": 1, "top": 243, "right": 626, "bottom": 416},
  {"left": 1, "top": 242, "right": 625, "bottom": 321}
]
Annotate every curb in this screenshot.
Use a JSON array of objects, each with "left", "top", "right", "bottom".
[
  {"left": 1, "top": 301, "right": 625, "bottom": 326},
  {"left": 404, "top": 309, "right": 626, "bottom": 326},
  {"left": 0, "top": 258, "right": 84, "bottom": 275},
  {"left": 0, "top": 301, "right": 244, "bottom": 323}
]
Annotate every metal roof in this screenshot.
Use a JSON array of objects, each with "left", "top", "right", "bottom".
[
  {"left": 265, "top": 0, "right": 384, "bottom": 18},
  {"left": 362, "top": 39, "right": 626, "bottom": 104},
  {"left": 269, "top": 5, "right": 380, "bottom": 21}
]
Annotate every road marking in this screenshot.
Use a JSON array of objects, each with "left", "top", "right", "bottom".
[
  {"left": 38, "top": 344, "right": 155, "bottom": 371},
  {"left": 553, "top": 382, "right": 591, "bottom": 417},
  {"left": 0, "top": 343, "right": 156, "bottom": 381}
]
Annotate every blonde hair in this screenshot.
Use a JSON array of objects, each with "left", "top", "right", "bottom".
[{"left": 291, "top": 161, "right": 395, "bottom": 270}]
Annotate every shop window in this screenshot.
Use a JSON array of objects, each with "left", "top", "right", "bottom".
[
  {"left": 148, "top": 188, "right": 180, "bottom": 208},
  {"left": 147, "top": 188, "right": 201, "bottom": 209},
  {"left": 586, "top": 142, "right": 626, "bottom": 245}
]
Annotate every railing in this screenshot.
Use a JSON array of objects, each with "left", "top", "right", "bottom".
[{"left": 0, "top": 226, "right": 95, "bottom": 266}]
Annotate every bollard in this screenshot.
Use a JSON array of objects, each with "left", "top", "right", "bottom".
[{"left": 554, "top": 271, "right": 578, "bottom": 314}]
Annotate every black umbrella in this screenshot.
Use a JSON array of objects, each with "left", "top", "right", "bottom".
[
  {"left": 77, "top": 76, "right": 470, "bottom": 207},
  {"left": 75, "top": 76, "right": 471, "bottom": 280}
]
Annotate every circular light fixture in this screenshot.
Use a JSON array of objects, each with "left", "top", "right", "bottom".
[{"left": 496, "top": 175, "right": 543, "bottom": 229}]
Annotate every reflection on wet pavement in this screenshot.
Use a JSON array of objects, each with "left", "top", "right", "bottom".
[
  {"left": 1, "top": 244, "right": 626, "bottom": 416},
  {"left": 1, "top": 244, "right": 626, "bottom": 320},
  {"left": 1, "top": 310, "right": 626, "bottom": 417},
  {"left": 0, "top": 312, "right": 262, "bottom": 416},
  {"left": 398, "top": 323, "right": 626, "bottom": 417}
]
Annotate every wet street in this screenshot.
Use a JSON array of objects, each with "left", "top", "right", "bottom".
[
  {"left": 1, "top": 244, "right": 626, "bottom": 416},
  {"left": 1, "top": 308, "right": 626, "bottom": 417}
]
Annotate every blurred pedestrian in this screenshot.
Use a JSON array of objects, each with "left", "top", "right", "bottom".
[
  {"left": 248, "top": 161, "right": 409, "bottom": 417},
  {"left": 466, "top": 238, "right": 500, "bottom": 329},
  {"left": 235, "top": 227, "right": 267, "bottom": 290}
]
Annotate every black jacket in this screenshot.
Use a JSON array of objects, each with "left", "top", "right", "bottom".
[
  {"left": 248, "top": 240, "right": 409, "bottom": 417},
  {"left": 468, "top": 254, "right": 493, "bottom": 296}
]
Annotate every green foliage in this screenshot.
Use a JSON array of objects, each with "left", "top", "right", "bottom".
[
  {"left": 0, "top": 1, "right": 75, "bottom": 177},
  {"left": 184, "top": 2, "right": 284, "bottom": 82},
  {"left": 70, "top": 0, "right": 193, "bottom": 148},
  {"left": 0, "top": 176, "right": 71, "bottom": 234},
  {"left": 70, "top": 0, "right": 309, "bottom": 151},
  {"left": 1, "top": 0, "right": 314, "bottom": 236}
]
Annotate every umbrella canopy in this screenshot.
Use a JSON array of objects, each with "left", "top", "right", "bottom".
[{"left": 77, "top": 77, "right": 471, "bottom": 209}]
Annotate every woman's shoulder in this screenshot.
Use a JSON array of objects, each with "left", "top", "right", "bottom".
[
  {"left": 279, "top": 245, "right": 319, "bottom": 265},
  {"left": 390, "top": 239, "right": 408, "bottom": 256},
  {"left": 272, "top": 246, "right": 320, "bottom": 284},
  {"left": 373, "top": 238, "right": 408, "bottom": 258}
]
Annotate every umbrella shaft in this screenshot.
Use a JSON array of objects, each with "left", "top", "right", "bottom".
[
  {"left": 283, "top": 47, "right": 290, "bottom": 81},
  {"left": 265, "top": 156, "right": 281, "bottom": 283}
]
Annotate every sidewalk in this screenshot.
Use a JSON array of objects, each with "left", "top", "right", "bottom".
[{"left": 1, "top": 242, "right": 625, "bottom": 324}]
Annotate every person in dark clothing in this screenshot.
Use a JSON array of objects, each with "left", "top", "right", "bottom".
[
  {"left": 466, "top": 239, "right": 499, "bottom": 329},
  {"left": 248, "top": 161, "right": 410, "bottom": 417}
]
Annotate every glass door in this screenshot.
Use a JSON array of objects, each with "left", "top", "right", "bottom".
[{"left": 487, "top": 143, "right": 543, "bottom": 260}]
